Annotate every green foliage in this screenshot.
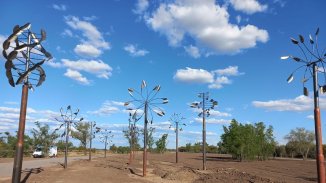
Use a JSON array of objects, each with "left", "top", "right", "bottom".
[
  {"left": 56, "top": 140, "right": 73, "bottom": 151},
  {"left": 285, "top": 127, "right": 314, "bottom": 160},
  {"left": 71, "top": 122, "right": 90, "bottom": 155},
  {"left": 140, "top": 127, "right": 155, "bottom": 151},
  {"left": 110, "top": 144, "right": 118, "bottom": 153},
  {"left": 179, "top": 142, "right": 217, "bottom": 153},
  {"left": 155, "top": 134, "right": 168, "bottom": 153},
  {"left": 218, "top": 119, "right": 275, "bottom": 161},
  {"left": 123, "top": 124, "right": 140, "bottom": 151},
  {"left": 31, "top": 121, "right": 59, "bottom": 154},
  {"left": 0, "top": 132, "right": 33, "bottom": 157}
]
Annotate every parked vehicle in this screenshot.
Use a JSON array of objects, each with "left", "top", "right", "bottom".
[
  {"left": 32, "top": 147, "right": 44, "bottom": 158},
  {"left": 48, "top": 146, "right": 57, "bottom": 158}
]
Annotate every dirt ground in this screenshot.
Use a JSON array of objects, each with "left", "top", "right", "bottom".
[{"left": 1, "top": 152, "right": 319, "bottom": 183}]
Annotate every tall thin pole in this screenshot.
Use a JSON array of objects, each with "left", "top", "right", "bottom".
[
  {"left": 64, "top": 120, "right": 69, "bottom": 169},
  {"left": 89, "top": 122, "right": 93, "bottom": 161},
  {"left": 312, "top": 63, "right": 325, "bottom": 183},
  {"left": 12, "top": 32, "right": 31, "bottom": 183},
  {"left": 176, "top": 121, "right": 179, "bottom": 163},
  {"left": 104, "top": 136, "right": 107, "bottom": 158},
  {"left": 143, "top": 102, "right": 148, "bottom": 177},
  {"left": 202, "top": 93, "right": 206, "bottom": 171},
  {"left": 11, "top": 84, "right": 29, "bottom": 183}
]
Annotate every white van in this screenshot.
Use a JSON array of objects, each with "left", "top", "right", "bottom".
[
  {"left": 32, "top": 147, "right": 44, "bottom": 158},
  {"left": 48, "top": 146, "right": 57, "bottom": 158}
]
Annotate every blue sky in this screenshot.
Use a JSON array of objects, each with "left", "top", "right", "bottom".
[{"left": 0, "top": 0, "right": 326, "bottom": 149}]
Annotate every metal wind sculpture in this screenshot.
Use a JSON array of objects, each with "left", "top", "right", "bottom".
[
  {"left": 281, "top": 28, "right": 326, "bottom": 183},
  {"left": 89, "top": 121, "right": 100, "bottom": 161},
  {"left": 99, "top": 129, "right": 113, "bottom": 158},
  {"left": 54, "top": 106, "right": 83, "bottom": 169},
  {"left": 169, "top": 113, "right": 186, "bottom": 163},
  {"left": 124, "top": 80, "right": 168, "bottom": 177},
  {"left": 190, "top": 92, "right": 218, "bottom": 171},
  {"left": 3, "top": 23, "right": 52, "bottom": 183}
]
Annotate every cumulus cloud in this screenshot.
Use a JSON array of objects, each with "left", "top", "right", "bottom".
[
  {"left": 64, "top": 16, "right": 110, "bottom": 58},
  {"left": 174, "top": 66, "right": 242, "bottom": 89},
  {"left": 195, "top": 117, "right": 231, "bottom": 124},
  {"left": 53, "top": 4, "right": 67, "bottom": 11},
  {"left": 62, "top": 59, "right": 112, "bottom": 79},
  {"left": 214, "top": 66, "right": 243, "bottom": 76},
  {"left": 64, "top": 69, "right": 90, "bottom": 85},
  {"left": 144, "top": 0, "right": 268, "bottom": 54},
  {"left": 173, "top": 67, "right": 214, "bottom": 84},
  {"left": 229, "top": 0, "right": 267, "bottom": 14},
  {"left": 88, "top": 101, "right": 124, "bottom": 115},
  {"left": 74, "top": 44, "right": 102, "bottom": 57},
  {"left": 124, "top": 44, "right": 149, "bottom": 57},
  {"left": 252, "top": 95, "right": 326, "bottom": 111},
  {"left": 133, "top": 0, "right": 149, "bottom": 14},
  {"left": 192, "top": 108, "right": 231, "bottom": 117},
  {"left": 184, "top": 45, "right": 200, "bottom": 58}
]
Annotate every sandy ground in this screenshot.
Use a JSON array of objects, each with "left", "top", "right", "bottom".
[{"left": 0, "top": 152, "right": 319, "bottom": 183}]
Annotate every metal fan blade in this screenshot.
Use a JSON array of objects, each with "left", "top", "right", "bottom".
[
  {"left": 36, "top": 66, "right": 46, "bottom": 87},
  {"left": 2, "top": 40, "right": 10, "bottom": 50},
  {"left": 41, "top": 29, "right": 46, "bottom": 41},
  {"left": 141, "top": 80, "right": 146, "bottom": 88},
  {"left": 12, "top": 25, "right": 20, "bottom": 33},
  {"left": 7, "top": 51, "right": 18, "bottom": 60},
  {"left": 5, "top": 67, "right": 15, "bottom": 87}
]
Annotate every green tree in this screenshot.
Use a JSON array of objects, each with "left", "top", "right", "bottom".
[
  {"left": 285, "top": 127, "right": 314, "bottom": 160},
  {"left": 31, "top": 121, "right": 59, "bottom": 154},
  {"left": 110, "top": 144, "right": 118, "bottom": 153},
  {"left": 56, "top": 140, "right": 73, "bottom": 151},
  {"left": 71, "top": 122, "right": 90, "bottom": 155},
  {"left": 140, "top": 127, "right": 155, "bottom": 151},
  {"left": 275, "top": 144, "right": 286, "bottom": 157},
  {"left": 219, "top": 119, "right": 275, "bottom": 161},
  {"left": 155, "top": 134, "right": 168, "bottom": 153}
]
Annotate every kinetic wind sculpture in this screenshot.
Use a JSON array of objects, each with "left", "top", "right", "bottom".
[
  {"left": 124, "top": 80, "right": 168, "bottom": 177},
  {"left": 99, "top": 129, "right": 113, "bottom": 158},
  {"left": 281, "top": 28, "right": 326, "bottom": 183},
  {"left": 127, "top": 112, "right": 139, "bottom": 164},
  {"left": 2, "top": 22, "right": 52, "bottom": 88},
  {"left": 169, "top": 113, "right": 186, "bottom": 163},
  {"left": 190, "top": 92, "right": 218, "bottom": 171},
  {"left": 3, "top": 23, "right": 52, "bottom": 183}
]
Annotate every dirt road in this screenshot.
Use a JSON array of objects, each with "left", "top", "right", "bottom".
[{"left": 0, "top": 156, "right": 89, "bottom": 177}]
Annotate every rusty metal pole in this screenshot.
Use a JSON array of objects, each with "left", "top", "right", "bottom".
[
  {"left": 312, "top": 63, "right": 326, "bottom": 183},
  {"left": 64, "top": 120, "right": 69, "bottom": 169},
  {"left": 104, "top": 135, "right": 107, "bottom": 158},
  {"left": 143, "top": 102, "right": 148, "bottom": 177},
  {"left": 11, "top": 84, "right": 29, "bottom": 183},
  {"left": 176, "top": 121, "right": 179, "bottom": 163},
  {"left": 89, "top": 122, "right": 93, "bottom": 161},
  {"left": 202, "top": 93, "right": 206, "bottom": 171}
]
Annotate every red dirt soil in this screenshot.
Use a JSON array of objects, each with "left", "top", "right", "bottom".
[{"left": 1, "top": 152, "right": 319, "bottom": 183}]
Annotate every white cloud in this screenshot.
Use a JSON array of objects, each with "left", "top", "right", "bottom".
[
  {"left": 83, "top": 15, "right": 98, "bottom": 21},
  {"left": 53, "top": 4, "right": 67, "bottom": 11},
  {"left": 208, "top": 76, "right": 232, "bottom": 89},
  {"left": 192, "top": 108, "right": 231, "bottom": 117},
  {"left": 65, "top": 16, "right": 110, "bottom": 58},
  {"left": 174, "top": 67, "right": 214, "bottom": 84},
  {"left": 62, "top": 59, "right": 112, "bottom": 79},
  {"left": 214, "top": 66, "right": 243, "bottom": 76},
  {"left": 252, "top": 95, "right": 326, "bottom": 111},
  {"left": 88, "top": 101, "right": 123, "bottom": 115},
  {"left": 184, "top": 45, "right": 200, "bottom": 58},
  {"left": 62, "top": 29, "right": 73, "bottom": 37},
  {"left": 46, "top": 60, "right": 63, "bottom": 68},
  {"left": 64, "top": 69, "right": 90, "bottom": 85},
  {"left": 133, "top": 0, "right": 149, "bottom": 14},
  {"left": 229, "top": 0, "right": 267, "bottom": 14},
  {"left": 124, "top": 44, "right": 149, "bottom": 57},
  {"left": 145, "top": 0, "right": 268, "bottom": 54},
  {"left": 307, "top": 115, "right": 314, "bottom": 120},
  {"left": 74, "top": 44, "right": 102, "bottom": 57},
  {"left": 195, "top": 117, "right": 231, "bottom": 124},
  {"left": 174, "top": 66, "right": 242, "bottom": 89}
]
